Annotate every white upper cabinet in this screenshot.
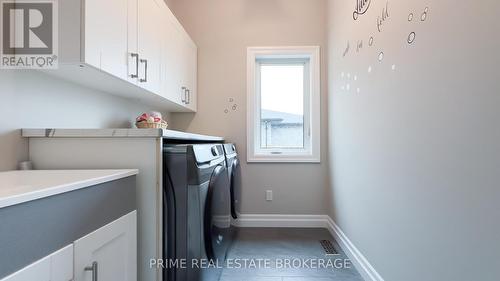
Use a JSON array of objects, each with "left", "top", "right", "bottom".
[
  {"left": 161, "top": 7, "right": 185, "bottom": 106},
  {"left": 160, "top": 7, "right": 198, "bottom": 111},
  {"left": 181, "top": 32, "right": 198, "bottom": 111},
  {"left": 161, "top": 9, "right": 181, "bottom": 106},
  {"left": 52, "top": 0, "right": 197, "bottom": 112},
  {"left": 127, "top": 0, "right": 139, "bottom": 85},
  {"left": 84, "top": 0, "right": 129, "bottom": 81},
  {"left": 137, "top": 0, "right": 163, "bottom": 94}
]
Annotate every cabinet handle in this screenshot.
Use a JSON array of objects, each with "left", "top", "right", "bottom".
[
  {"left": 186, "top": 89, "right": 191, "bottom": 104},
  {"left": 130, "top": 53, "right": 139, "bottom": 78},
  {"left": 84, "top": 261, "right": 98, "bottom": 281},
  {"left": 140, "top": 59, "right": 148, "bottom": 83},
  {"left": 181, "top": 87, "right": 187, "bottom": 103}
]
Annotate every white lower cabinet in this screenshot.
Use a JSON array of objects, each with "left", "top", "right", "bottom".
[
  {"left": 1, "top": 212, "right": 137, "bottom": 281},
  {"left": 51, "top": 246, "right": 75, "bottom": 281},
  {"left": 1, "top": 245, "right": 73, "bottom": 281},
  {"left": 74, "top": 211, "right": 137, "bottom": 281}
]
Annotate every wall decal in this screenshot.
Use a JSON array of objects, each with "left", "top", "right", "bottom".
[
  {"left": 224, "top": 97, "right": 238, "bottom": 113},
  {"left": 421, "top": 7, "right": 429, "bottom": 21},
  {"left": 378, "top": 52, "right": 384, "bottom": 62},
  {"left": 343, "top": 41, "right": 350, "bottom": 57},
  {"left": 357, "top": 40, "right": 363, "bottom": 52},
  {"left": 340, "top": 3, "right": 434, "bottom": 94},
  {"left": 376, "top": 1, "right": 390, "bottom": 32},
  {"left": 406, "top": 7, "right": 429, "bottom": 45},
  {"left": 353, "top": 0, "right": 372, "bottom": 20},
  {"left": 407, "top": 32, "right": 416, "bottom": 44}
]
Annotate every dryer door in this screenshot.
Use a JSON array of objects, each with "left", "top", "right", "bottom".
[
  {"left": 230, "top": 158, "right": 241, "bottom": 219},
  {"left": 204, "top": 164, "right": 231, "bottom": 262}
]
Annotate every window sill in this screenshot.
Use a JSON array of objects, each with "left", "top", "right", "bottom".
[{"left": 247, "top": 156, "right": 321, "bottom": 163}]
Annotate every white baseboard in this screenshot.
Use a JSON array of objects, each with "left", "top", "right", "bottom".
[
  {"left": 324, "top": 217, "right": 384, "bottom": 281},
  {"left": 233, "top": 214, "right": 330, "bottom": 228},
  {"left": 234, "top": 214, "right": 384, "bottom": 281}
]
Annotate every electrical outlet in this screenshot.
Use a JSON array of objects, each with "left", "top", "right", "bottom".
[{"left": 266, "top": 190, "right": 273, "bottom": 201}]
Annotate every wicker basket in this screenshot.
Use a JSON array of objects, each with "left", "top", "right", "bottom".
[{"left": 136, "top": 120, "right": 168, "bottom": 129}]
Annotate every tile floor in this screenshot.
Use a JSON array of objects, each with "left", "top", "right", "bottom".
[{"left": 220, "top": 228, "right": 364, "bottom": 281}]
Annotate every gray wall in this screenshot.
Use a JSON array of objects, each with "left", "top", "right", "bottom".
[
  {"left": 327, "top": 0, "right": 500, "bottom": 280},
  {"left": 0, "top": 71, "right": 166, "bottom": 171},
  {"left": 167, "top": 0, "right": 329, "bottom": 215}
]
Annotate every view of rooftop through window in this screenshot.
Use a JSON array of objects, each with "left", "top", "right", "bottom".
[{"left": 260, "top": 63, "right": 306, "bottom": 149}]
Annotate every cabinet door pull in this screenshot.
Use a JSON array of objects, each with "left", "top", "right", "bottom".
[
  {"left": 181, "top": 87, "right": 187, "bottom": 103},
  {"left": 140, "top": 59, "right": 148, "bottom": 83},
  {"left": 186, "top": 89, "right": 191, "bottom": 104},
  {"left": 130, "top": 53, "right": 139, "bottom": 78},
  {"left": 84, "top": 261, "right": 98, "bottom": 281}
]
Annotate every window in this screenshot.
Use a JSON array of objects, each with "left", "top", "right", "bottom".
[{"left": 247, "top": 46, "right": 320, "bottom": 163}]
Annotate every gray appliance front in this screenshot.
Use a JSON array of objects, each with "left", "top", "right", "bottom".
[{"left": 164, "top": 143, "right": 231, "bottom": 281}]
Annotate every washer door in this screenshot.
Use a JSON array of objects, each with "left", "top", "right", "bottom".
[
  {"left": 230, "top": 158, "right": 241, "bottom": 219},
  {"left": 204, "top": 164, "right": 231, "bottom": 261}
]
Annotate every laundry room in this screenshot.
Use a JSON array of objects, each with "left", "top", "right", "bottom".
[{"left": 0, "top": 0, "right": 499, "bottom": 281}]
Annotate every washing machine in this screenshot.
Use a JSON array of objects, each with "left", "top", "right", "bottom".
[
  {"left": 223, "top": 144, "right": 241, "bottom": 219},
  {"left": 163, "top": 143, "right": 232, "bottom": 281}
]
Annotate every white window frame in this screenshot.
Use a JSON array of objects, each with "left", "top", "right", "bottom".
[{"left": 247, "top": 46, "right": 321, "bottom": 163}]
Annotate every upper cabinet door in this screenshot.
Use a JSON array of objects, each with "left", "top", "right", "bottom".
[
  {"left": 161, "top": 9, "right": 184, "bottom": 106},
  {"left": 126, "top": 0, "right": 139, "bottom": 84},
  {"left": 137, "top": 0, "right": 163, "bottom": 94},
  {"left": 161, "top": 10, "right": 198, "bottom": 112},
  {"left": 74, "top": 212, "right": 137, "bottom": 281},
  {"left": 84, "top": 0, "right": 129, "bottom": 81},
  {"left": 183, "top": 35, "right": 198, "bottom": 111}
]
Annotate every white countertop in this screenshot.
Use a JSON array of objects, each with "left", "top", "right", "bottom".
[
  {"left": 0, "top": 169, "right": 138, "bottom": 209},
  {"left": 22, "top": 128, "right": 224, "bottom": 142}
]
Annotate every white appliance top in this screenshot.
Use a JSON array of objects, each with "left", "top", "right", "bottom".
[
  {"left": 22, "top": 128, "right": 224, "bottom": 142},
  {"left": 0, "top": 169, "right": 138, "bottom": 209}
]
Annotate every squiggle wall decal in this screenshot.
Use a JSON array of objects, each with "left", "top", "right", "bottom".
[
  {"left": 376, "top": 2, "right": 390, "bottom": 32},
  {"left": 353, "top": 0, "right": 372, "bottom": 20},
  {"left": 341, "top": 3, "right": 432, "bottom": 95}
]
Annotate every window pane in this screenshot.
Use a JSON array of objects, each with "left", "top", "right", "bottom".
[{"left": 260, "top": 64, "right": 304, "bottom": 149}]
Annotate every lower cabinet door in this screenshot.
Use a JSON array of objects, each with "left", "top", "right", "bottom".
[
  {"left": 1, "top": 257, "right": 50, "bottom": 281},
  {"left": 1, "top": 245, "right": 73, "bottom": 281},
  {"left": 50, "top": 246, "right": 74, "bottom": 281},
  {"left": 74, "top": 211, "right": 137, "bottom": 281}
]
